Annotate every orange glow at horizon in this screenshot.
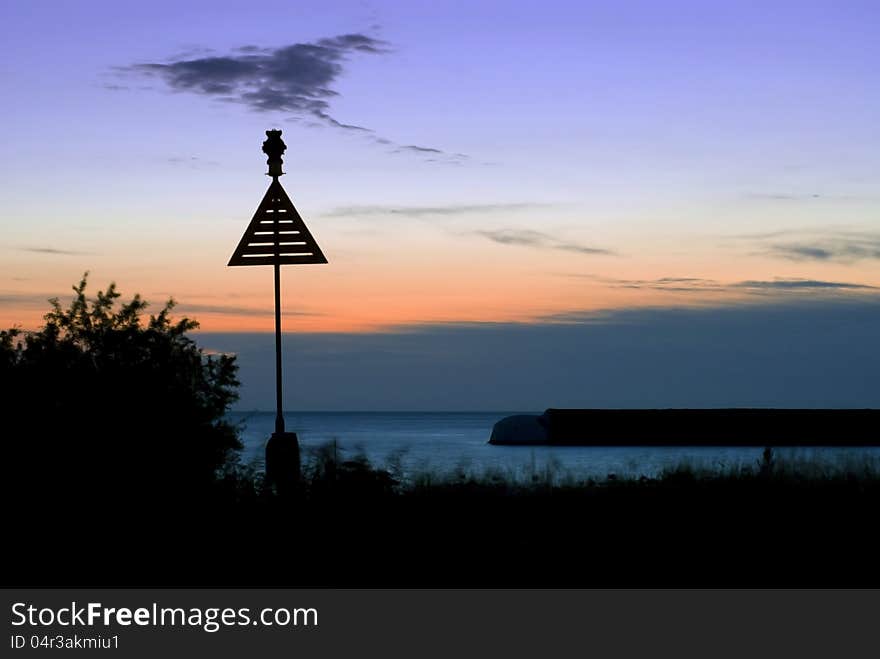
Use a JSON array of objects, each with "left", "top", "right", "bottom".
[
  {"left": 5, "top": 229, "right": 877, "bottom": 334},
  {"left": 3, "top": 199, "right": 879, "bottom": 334}
]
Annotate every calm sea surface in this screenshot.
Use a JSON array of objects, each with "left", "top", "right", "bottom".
[{"left": 229, "top": 411, "right": 879, "bottom": 480}]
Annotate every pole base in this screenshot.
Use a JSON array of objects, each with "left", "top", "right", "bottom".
[{"left": 265, "top": 431, "right": 300, "bottom": 495}]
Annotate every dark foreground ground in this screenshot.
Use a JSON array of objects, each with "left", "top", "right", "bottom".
[
  {"left": 9, "top": 449, "right": 880, "bottom": 587},
  {"left": 6, "top": 286, "right": 876, "bottom": 586}
]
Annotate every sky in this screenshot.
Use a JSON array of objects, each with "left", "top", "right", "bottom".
[{"left": 2, "top": 1, "right": 879, "bottom": 408}]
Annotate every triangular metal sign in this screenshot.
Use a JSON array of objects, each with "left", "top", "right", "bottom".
[{"left": 228, "top": 178, "right": 328, "bottom": 266}]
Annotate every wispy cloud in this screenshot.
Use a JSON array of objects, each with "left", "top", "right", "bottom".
[
  {"left": 175, "top": 303, "right": 320, "bottom": 318},
  {"left": 119, "top": 34, "right": 467, "bottom": 162},
  {"left": 19, "top": 247, "right": 90, "bottom": 256},
  {"left": 0, "top": 293, "right": 318, "bottom": 319},
  {"left": 766, "top": 239, "right": 880, "bottom": 263},
  {"left": 0, "top": 292, "right": 55, "bottom": 307},
  {"left": 746, "top": 193, "right": 822, "bottom": 201},
  {"left": 731, "top": 228, "right": 880, "bottom": 264},
  {"left": 475, "top": 229, "right": 614, "bottom": 256},
  {"left": 732, "top": 279, "right": 877, "bottom": 290},
  {"left": 744, "top": 192, "right": 878, "bottom": 202},
  {"left": 587, "top": 275, "right": 876, "bottom": 294},
  {"left": 166, "top": 155, "right": 220, "bottom": 169},
  {"left": 600, "top": 276, "right": 722, "bottom": 292},
  {"left": 397, "top": 145, "right": 444, "bottom": 155},
  {"left": 322, "top": 202, "right": 550, "bottom": 218}
]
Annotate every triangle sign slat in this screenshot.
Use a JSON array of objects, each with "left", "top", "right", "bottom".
[{"left": 228, "top": 179, "right": 328, "bottom": 266}]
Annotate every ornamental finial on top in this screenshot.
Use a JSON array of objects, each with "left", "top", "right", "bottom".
[{"left": 262, "top": 129, "right": 286, "bottom": 177}]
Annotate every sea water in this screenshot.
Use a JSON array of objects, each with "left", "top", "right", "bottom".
[{"left": 228, "top": 411, "right": 879, "bottom": 481}]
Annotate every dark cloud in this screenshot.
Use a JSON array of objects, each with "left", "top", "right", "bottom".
[
  {"left": 121, "top": 35, "right": 468, "bottom": 162},
  {"left": 127, "top": 34, "right": 390, "bottom": 129},
  {"left": 322, "top": 202, "right": 551, "bottom": 218},
  {"left": 475, "top": 229, "right": 615, "bottom": 256},
  {"left": 202, "top": 296, "right": 880, "bottom": 410}
]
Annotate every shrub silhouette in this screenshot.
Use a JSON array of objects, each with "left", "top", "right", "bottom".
[{"left": 2, "top": 274, "right": 240, "bottom": 515}]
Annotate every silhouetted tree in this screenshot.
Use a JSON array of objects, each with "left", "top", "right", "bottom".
[{"left": 2, "top": 274, "right": 241, "bottom": 517}]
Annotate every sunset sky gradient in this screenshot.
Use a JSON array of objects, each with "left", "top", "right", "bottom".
[{"left": 3, "top": 1, "right": 879, "bottom": 408}]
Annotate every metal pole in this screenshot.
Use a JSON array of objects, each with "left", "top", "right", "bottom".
[{"left": 274, "top": 243, "right": 285, "bottom": 434}]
